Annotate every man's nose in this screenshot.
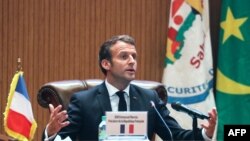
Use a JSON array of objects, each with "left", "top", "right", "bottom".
[{"left": 128, "top": 55, "right": 136, "bottom": 63}]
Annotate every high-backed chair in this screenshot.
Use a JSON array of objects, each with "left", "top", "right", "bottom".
[{"left": 37, "top": 79, "right": 168, "bottom": 111}]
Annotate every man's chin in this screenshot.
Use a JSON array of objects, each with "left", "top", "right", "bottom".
[
  {"left": 126, "top": 76, "right": 135, "bottom": 81},
  {"left": 123, "top": 73, "right": 136, "bottom": 81}
]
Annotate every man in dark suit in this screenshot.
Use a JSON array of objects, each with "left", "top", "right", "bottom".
[{"left": 44, "top": 35, "right": 217, "bottom": 141}]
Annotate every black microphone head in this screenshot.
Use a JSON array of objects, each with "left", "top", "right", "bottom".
[
  {"left": 171, "top": 101, "right": 182, "bottom": 111},
  {"left": 171, "top": 101, "right": 210, "bottom": 120}
]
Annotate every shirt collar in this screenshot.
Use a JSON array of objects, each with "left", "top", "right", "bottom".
[{"left": 105, "top": 79, "right": 130, "bottom": 97}]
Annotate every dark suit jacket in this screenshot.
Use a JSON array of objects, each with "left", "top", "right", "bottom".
[{"left": 54, "top": 82, "right": 204, "bottom": 141}]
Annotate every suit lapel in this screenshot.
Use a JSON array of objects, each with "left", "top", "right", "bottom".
[
  {"left": 130, "top": 85, "right": 144, "bottom": 111},
  {"left": 96, "top": 82, "right": 112, "bottom": 113}
]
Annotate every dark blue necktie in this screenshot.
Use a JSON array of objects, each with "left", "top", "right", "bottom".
[{"left": 116, "top": 91, "right": 127, "bottom": 111}]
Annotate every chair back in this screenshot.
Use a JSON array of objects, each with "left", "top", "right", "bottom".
[{"left": 37, "top": 79, "right": 167, "bottom": 110}]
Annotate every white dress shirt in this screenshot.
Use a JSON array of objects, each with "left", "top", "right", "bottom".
[{"left": 105, "top": 79, "right": 130, "bottom": 111}]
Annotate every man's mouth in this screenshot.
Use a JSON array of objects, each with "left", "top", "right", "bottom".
[{"left": 126, "top": 69, "right": 135, "bottom": 73}]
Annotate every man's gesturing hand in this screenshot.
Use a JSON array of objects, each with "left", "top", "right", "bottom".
[
  {"left": 47, "top": 104, "right": 70, "bottom": 137},
  {"left": 201, "top": 107, "right": 217, "bottom": 138}
]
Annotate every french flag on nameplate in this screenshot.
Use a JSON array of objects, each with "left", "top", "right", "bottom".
[
  {"left": 120, "top": 124, "right": 134, "bottom": 134},
  {"left": 4, "top": 71, "right": 37, "bottom": 141}
]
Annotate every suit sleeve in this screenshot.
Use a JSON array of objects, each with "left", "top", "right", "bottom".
[{"left": 57, "top": 94, "right": 83, "bottom": 140}]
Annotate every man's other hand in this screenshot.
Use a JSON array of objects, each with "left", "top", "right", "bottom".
[
  {"left": 201, "top": 107, "right": 217, "bottom": 138},
  {"left": 47, "top": 104, "right": 70, "bottom": 137}
]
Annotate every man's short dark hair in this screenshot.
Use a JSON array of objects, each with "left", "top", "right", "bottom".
[{"left": 98, "top": 35, "right": 135, "bottom": 75}]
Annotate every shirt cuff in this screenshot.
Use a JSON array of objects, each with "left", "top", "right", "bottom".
[
  {"left": 44, "top": 125, "right": 57, "bottom": 141},
  {"left": 202, "top": 128, "right": 212, "bottom": 141}
]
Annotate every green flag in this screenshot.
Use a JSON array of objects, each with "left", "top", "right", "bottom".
[{"left": 216, "top": 0, "right": 250, "bottom": 140}]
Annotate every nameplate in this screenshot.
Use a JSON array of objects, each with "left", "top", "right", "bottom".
[{"left": 106, "top": 112, "right": 147, "bottom": 136}]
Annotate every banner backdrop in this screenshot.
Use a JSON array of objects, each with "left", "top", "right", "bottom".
[{"left": 162, "top": 0, "right": 215, "bottom": 129}]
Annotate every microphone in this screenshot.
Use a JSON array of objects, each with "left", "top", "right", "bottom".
[
  {"left": 150, "top": 101, "right": 173, "bottom": 141},
  {"left": 171, "top": 102, "right": 210, "bottom": 120}
]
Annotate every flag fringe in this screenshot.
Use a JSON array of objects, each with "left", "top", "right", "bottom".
[{"left": 3, "top": 71, "right": 37, "bottom": 141}]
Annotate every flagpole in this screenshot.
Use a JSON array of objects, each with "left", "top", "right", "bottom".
[{"left": 16, "top": 57, "right": 22, "bottom": 72}]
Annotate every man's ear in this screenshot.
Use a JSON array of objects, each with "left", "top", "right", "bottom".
[{"left": 101, "top": 59, "right": 111, "bottom": 71}]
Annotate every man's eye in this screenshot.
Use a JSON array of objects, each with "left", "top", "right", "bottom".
[
  {"left": 132, "top": 54, "right": 137, "bottom": 60},
  {"left": 122, "top": 55, "right": 127, "bottom": 59}
]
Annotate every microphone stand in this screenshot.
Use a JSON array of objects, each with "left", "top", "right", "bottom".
[
  {"left": 171, "top": 102, "right": 210, "bottom": 140},
  {"left": 192, "top": 116, "right": 198, "bottom": 141}
]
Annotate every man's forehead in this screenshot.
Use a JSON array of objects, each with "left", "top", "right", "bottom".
[{"left": 111, "top": 42, "right": 136, "bottom": 53}]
